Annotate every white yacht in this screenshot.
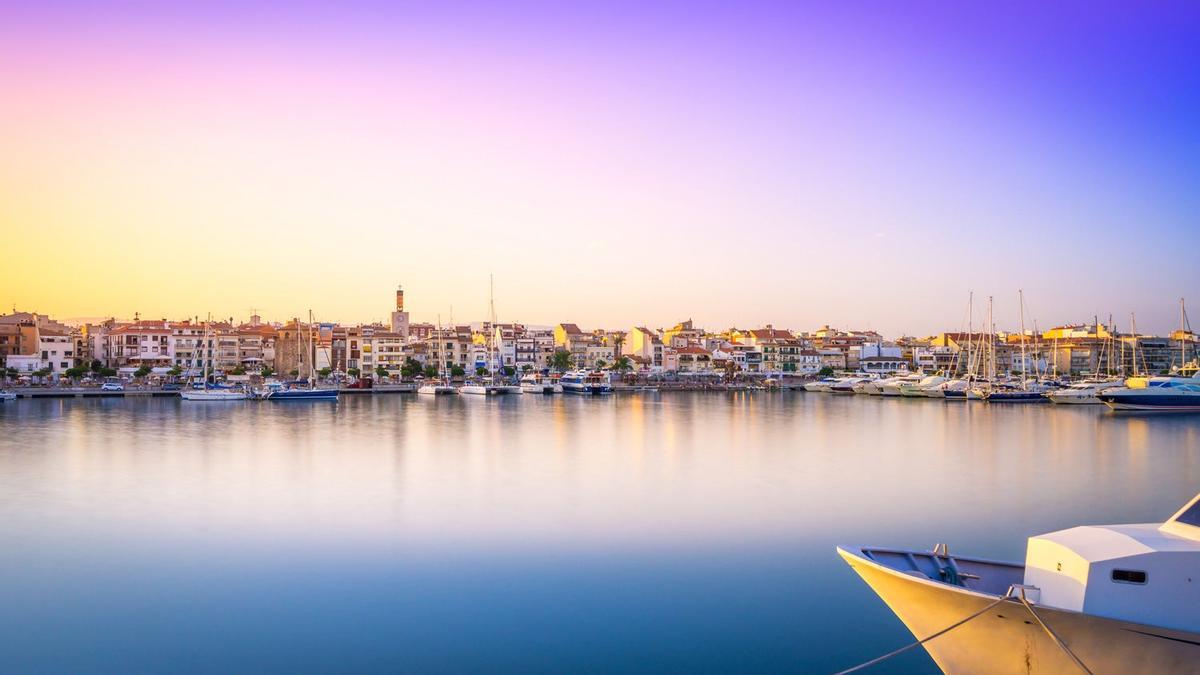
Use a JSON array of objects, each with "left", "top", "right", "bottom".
[
  {"left": 1, "top": 390, "right": 17, "bottom": 401},
  {"left": 880, "top": 373, "right": 924, "bottom": 397},
  {"left": 803, "top": 377, "right": 839, "bottom": 392},
  {"left": 520, "top": 373, "right": 561, "bottom": 394},
  {"left": 417, "top": 381, "right": 458, "bottom": 396},
  {"left": 898, "top": 375, "right": 948, "bottom": 397},
  {"left": 1097, "top": 371, "right": 1200, "bottom": 412},
  {"left": 831, "top": 376, "right": 873, "bottom": 395},
  {"left": 460, "top": 381, "right": 505, "bottom": 396},
  {"left": 1045, "top": 378, "right": 1124, "bottom": 405},
  {"left": 927, "top": 378, "right": 971, "bottom": 399},
  {"left": 560, "top": 370, "right": 612, "bottom": 395},
  {"left": 838, "top": 492, "right": 1200, "bottom": 674}
]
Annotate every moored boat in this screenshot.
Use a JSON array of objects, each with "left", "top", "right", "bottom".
[
  {"left": 1045, "top": 379, "right": 1124, "bottom": 405},
  {"left": 560, "top": 370, "right": 612, "bottom": 395},
  {"left": 519, "top": 373, "right": 561, "bottom": 394},
  {"left": 0, "top": 390, "right": 17, "bottom": 401},
  {"left": 803, "top": 377, "right": 839, "bottom": 393},
  {"left": 838, "top": 492, "right": 1200, "bottom": 674},
  {"left": 898, "top": 375, "right": 947, "bottom": 397},
  {"left": 417, "top": 382, "right": 458, "bottom": 395},
  {"left": 1097, "top": 372, "right": 1200, "bottom": 412}
]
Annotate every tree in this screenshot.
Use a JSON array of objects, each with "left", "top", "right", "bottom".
[
  {"left": 167, "top": 365, "right": 183, "bottom": 377},
  {"left": 99, "top": 367, "right": 118, "bottom": 378},
  {"left": 64, "top": 366, "right": 87, "bottom": 380},
  {"left": 347, "top": 367, "right": 360, "bottom": 377},
  {"left": 423, "top": 365, "right": 439, "bottom": 378},
  {"left": 521, "top": 364, "right": 533, "bottom": 373},
  {"left": 318, "top": 367, "right": 333, "bottom": 379},
  {"left": 450, "top": 365, "right": 466, "bottom": 378},
  {"left": 501, "top": 366, "right": 515, "bottom": 377},
  {"left": 595, "top": 359, "right": 607, "bottom": 370},
  {"left": 475, "top": 366, "right": 489, "bottom": 377},
  {"left": 231, "top": 366, "right": 247, "bottom": 376},
  {"left": 817, "top": 366, "right": 835, "bottom": 377},
  {"left": 134, "top": 365, "right": 152, "bottom": 379},
  {"left": 261, "top": 366, "right": 275, "bottom": 377},
  {"left": 33, "top": 367, "right": 54, "bottom": 381},
  {"left": 289, "top": 369, "right": 300, "bottom": 377},
  {"left": 375, "top": 365, "right": 389, "bottom": 380},
  {"left": 89, "top": 359, "right": 103, "bottom": 373},
  {"left": 550, "top": 349, "right": 573, "bottom": 372},
  {"left": 400, "top": 358, "right": 423, "bottom": 380},
  {"left": 614, "top": 356, "right": 632, "bottom": 372}
]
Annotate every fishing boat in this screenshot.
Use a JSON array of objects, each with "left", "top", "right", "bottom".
[
  {"left": 519, "top": 373, "right": 561, "bottom": 394},
  {"left": 1045, "top": 379, "right": 1124, "bottom": 405},
  {"left": 181, "top": 316, "right": 249, "bottom": 401},
  {"left": 837, "top": 492, "right": 1200, "bottom": 674},
  {"left": 560, "top": 370, "right": 612, "bottom": 395},
  {"left": 262, "top": 311, "right": 338, "bottom": 401}
]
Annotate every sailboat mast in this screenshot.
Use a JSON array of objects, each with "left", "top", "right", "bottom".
[
  {"left": 308, "top": 309, "right": 316, "bottom": 389},
  {"left": 966, "top": 291, "right": 973, "bottom": 379},
  {"left": 1018, "top": 290, "right": 1027, "bottom": 388},
  {"left": 987, "top": 296, "right": 995, "bottom": 382},
  {"left": 202, "top": 314, "right": 210, "bottom": 391}
]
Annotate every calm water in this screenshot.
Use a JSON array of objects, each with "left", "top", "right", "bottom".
[{"left": 2, "top": 393, "right": 1199, "bottom": 673}]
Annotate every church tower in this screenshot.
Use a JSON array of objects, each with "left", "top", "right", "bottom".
[{"left": 390, "top": 284, "right": 410, "bottom": 339}]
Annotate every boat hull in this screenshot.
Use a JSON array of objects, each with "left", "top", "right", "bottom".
[
  {"left": 520, "top": 384, "right": 561, "bottom": 394},
  {"left": 984, "top": 391, "right": 1049, "bottom": 403},
  {"left": 838, "top": 546, "right": 1200, "bottom": 674},
  {"left": 181, "top": 391, "right": 248, "bottom": 401},
  {"left": 561, "top": 385, "right": 612, "bottom": 395},
  {"left": 1098, "top": 393, "right": 1200, "bottom": 412},
  {"left": 264, "top": 389, "right": 338, "bottom": 401}
]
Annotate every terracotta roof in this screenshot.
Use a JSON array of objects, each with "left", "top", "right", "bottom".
[
  {"left": 750, "top": 328, "right": 795, "bottom": 340},
  {"left": 675, "top": 346, "right": 711, "bottom": 356},
  {"left": 558, "top": 323, "right": 583, "bottom": 334}
]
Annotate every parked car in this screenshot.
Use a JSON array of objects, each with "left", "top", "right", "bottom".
[
  {"left": 100, "top": 382, "right": 124, "bottom": 392},
  {"left": 161, "top": 382, "right": 183, "bottom": 391}
]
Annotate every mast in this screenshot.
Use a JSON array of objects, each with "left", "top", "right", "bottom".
[
  {"left": 202, "top": 313, "right": 210, "bottom": 391},
  {"left": 966, "top": 291, "right": 973, "bottom": 380},
  {"left": 987, "top": 296, "right": 995, "bottom": 383},
  {"left": 489, "top": 274, "right": 497, "bottom": 381},
  {"left": 308, "top": 309, "right": 316, "bottom": 389},
  {"left": 1130, "top": 312, "right": 1141, "bottom": 377},
  {"left": 1018, "top": 290, "right": 1028, "bottom": 389}
]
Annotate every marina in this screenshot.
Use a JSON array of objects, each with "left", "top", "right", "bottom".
[{"left": 3, "top": 392, "right": 1198, "bottom": 673}]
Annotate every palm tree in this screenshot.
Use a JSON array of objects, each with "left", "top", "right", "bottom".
[{"left": 551, "top": 349, "right": 572, "bottom": 372}]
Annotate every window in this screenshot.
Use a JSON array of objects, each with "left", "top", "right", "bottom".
[{"left": 1111, "top": 569, "right": 1147, "bottom": 584}]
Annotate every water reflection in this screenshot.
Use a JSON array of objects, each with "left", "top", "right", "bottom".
[{"left": 1, "top": 393, "right": 1198, "bottom": 673}]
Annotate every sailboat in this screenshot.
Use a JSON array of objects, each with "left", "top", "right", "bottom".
[
  {"left": 418, "top": 315, "right": 458, "bottom": 395},
  {"left": 262, "top": 311, "right": 339, "bottom": 401},
  {"left": 980, "top": 291, "right": 1050, "bottom": 402},
  {"left": 461, "top": 276, "right": 512, "bottom": 396},
  {"left": 181, "top": 315, "right": 248, "bottom": 401}
]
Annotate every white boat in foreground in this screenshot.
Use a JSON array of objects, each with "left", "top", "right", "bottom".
[
  {"left": 838, "top": 492, "right": 1200, "bottom": 674},
  {"left": 460, "top": 381, "right": 505, "bottom": 395},
  {"left": 898, "top": 375, "right": 947, "bottom": 397},
  {"left": 560, "top": 370, "right": 612, "bottom": 395},
  {"left": 803, "top": 377, "right": 839, "bottom": 392}
]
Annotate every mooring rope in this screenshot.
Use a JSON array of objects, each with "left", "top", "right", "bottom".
[
  {"left": 834, "top": 591, "right": 1013, "bottom": 674},
  {"left": 1017, "top": 592, "right": 1093, "bottom": 674},
  {"left": 834, "top": 584, "right": 1093, "bottom": 674}
]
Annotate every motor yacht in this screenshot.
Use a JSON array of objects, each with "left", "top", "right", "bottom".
[
  {"left": 898, "top": 375, "right": 947, "bottom": 397},
  {"left": 803, "top": 377, "right": 839, "bottom": 393},
  {"left": 560, "top": 370, "right": 612, "bottom": 395},
  {"left": 519, "top": 373, "right": 561, "bottom": 394},
  {"left": 1097, "top": 371, "right": 1200, "bottom": 412},
  {"left": 1045, "top": 379, "right": 1124, "bottom": 405},
  {"left": 838, "top": 492, "right": 1200, "bottom": 673},
  {"left": 880, "top": 373, "right": 924, "bottom": 397}
]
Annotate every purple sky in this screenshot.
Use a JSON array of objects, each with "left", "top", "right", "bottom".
[{"left": 2, "top": 2, "right": 1197, "bottom": 333}]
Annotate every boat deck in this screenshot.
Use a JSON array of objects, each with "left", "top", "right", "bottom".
[{"left": 855, "top": 546, "right": 1024, "bottom": 597}]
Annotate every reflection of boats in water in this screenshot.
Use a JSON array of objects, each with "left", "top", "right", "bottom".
[{"left": 838, "top": 492, "right": 1200, "bottom": 673}]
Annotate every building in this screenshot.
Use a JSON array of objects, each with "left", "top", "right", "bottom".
[{"left": 390, "top": 286, "right": 410, "bottom": 340}]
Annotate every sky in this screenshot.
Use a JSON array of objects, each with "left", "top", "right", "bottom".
[{"left": 1, "top": 1, "right": 1198, "bottom": 335}]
